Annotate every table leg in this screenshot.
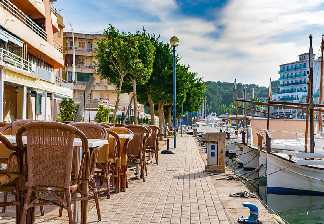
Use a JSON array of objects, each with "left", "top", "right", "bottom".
[
  {"left": 121, "top": 166, "right": 127, "bottom": 192},
  {"left": 80, "top": 181, "right": 88, "bottom": 224}
]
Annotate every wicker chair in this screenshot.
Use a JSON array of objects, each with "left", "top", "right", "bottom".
[
  {"left": 146, "top": 126, "right": 160, "bottom": 165},
  {"left": 126, "top": 125, "right": 149, "bottom": 182},
  {"left": 69, "top": 122, "right": 107, "bottom": 220},
  {"left": 108, "top": 127, "right": 133, "bottom": 191},
  {"left": 0, "top": 120, "right": 33, "bottom": 214},
  {"left": 17, "top": 122, "right": 90, "bottom": 224},
  {"left": 0, "top": 134, "right": 20, "bottom": 217},
  {"left": 97, "top": 125, "right": 121, "bottom": 195}
]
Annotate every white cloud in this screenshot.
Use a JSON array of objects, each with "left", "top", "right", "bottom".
[{"left": 58, "top": 0, "right": 324, "bottom": 86}]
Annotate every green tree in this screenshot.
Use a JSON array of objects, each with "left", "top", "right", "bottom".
[
  {"left": 57, "top": 98, "right": 77, "bottom": 122},
  {"left": 95, "top": 104, "right": 111, "bottom": 123},
  {"left": 183, "top": 77, "right": 206, "bottom": 114},
  {"left": 126, "top": 30, "right": 155, "bottom": 124},
  {"left": 96, "top": 25, "right": 137, "bottom": 123},
  {"left": 136, "top": 40, "right": 173, "bottom": 129}
]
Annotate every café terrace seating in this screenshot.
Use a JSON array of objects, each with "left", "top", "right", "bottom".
[{"left": 0, "top": 120, "right": 161, "bottom": 223}]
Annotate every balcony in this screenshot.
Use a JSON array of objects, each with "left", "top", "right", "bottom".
[
  {"left": 33, "top": 65, "right": 55, "bottom": 83},
  {"left": 66, "top": 64, "right": 96, "bottom": 74},
  {"left": 0, "top": 0, "right": 47, "bottom": 40},
  {"left": 280, "top": 81, "right": 307, "bottom": 87},
  {"left": 0, "top": 47, "right": 32, "bottom": 73},
  {"left": 65, "top": 46, "right": 94, "bottom": 57},
  {"left": 0, "top": 47, "right": 58, "bottom": 83},
  {"left": 279, "top": 73, "right": 307, "bottom": 80}
]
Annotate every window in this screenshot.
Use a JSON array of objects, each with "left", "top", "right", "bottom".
[
  {"left": 76, "top": 73, "right": 92, "bottom": 82},
  {"left": 67, "top": 71, "right": 73, "bottom": 82},
  {"left": 35, "top": 94, "right": 42, "bottom": 115},
  {"left": 87, "top": 42, "right": 92, "bottom": 52},
  {"left": 78, "top": 41, "right": 85, "bottom": 49}
]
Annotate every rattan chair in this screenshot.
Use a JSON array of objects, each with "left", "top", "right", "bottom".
[
  {"left": 126, "top": 125, "right": 149, "bottom": 182},
  {"left": 69, "top": 122, "right": 107, "bottom": 220},
  {"left": 0, "top": 134, "right": 20, "bottom": 217},
  {"left": 97, "top": 124, "right": 121, "bottom": 195},
  {"left": 0, "top": 120, "right": 33, "bottom": 214},
  {"left": 17, "top": 122, "right": 90, "bottom": 224},
  {"left": 108, "top": 127, "right": 133, "bottom": 191},
  {"left": 146, "top": 126, "right": 160, "bottom": 165}
]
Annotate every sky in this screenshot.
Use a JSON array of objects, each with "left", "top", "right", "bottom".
[{"left": 55, "top": 0, "right": 324, "bottom": 86}]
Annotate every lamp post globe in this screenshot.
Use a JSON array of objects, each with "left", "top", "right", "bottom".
[{"left": 170, "top": 36, "right": 179, "bottom": 47}]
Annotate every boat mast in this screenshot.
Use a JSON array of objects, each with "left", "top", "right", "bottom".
[
  {"left": 308, "top": 34, "right": 315, "bottom": 153},
  {"left": 234, "top": 78, "right": 238, "bottom": 130},
  {"left": 267, "top": 78, "right": 272, "bottom": 130},
  {"left": 318, "top": 36, "right": 324, "bottom": 134}
]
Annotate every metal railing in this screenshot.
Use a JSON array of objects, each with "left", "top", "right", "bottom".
[
  {"left": 0, "top": 0, "right": 47, "bottom": 40},
  {"left": 0, "top": 48, "right": 32, "bottom": 72}
]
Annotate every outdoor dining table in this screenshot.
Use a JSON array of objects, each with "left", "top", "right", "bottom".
[{"left": 1, "top": 133, "right": 133, "bottom": 224}]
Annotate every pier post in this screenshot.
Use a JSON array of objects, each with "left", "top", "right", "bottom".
[{"left": 265, "top": 131, "right": 271, "bottom": 153}]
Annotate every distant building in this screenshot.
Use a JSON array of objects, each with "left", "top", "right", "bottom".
[
  {"left": 272, "top": 53, "right": 324, "bottom": 118},
  {"left": 0, "top": 0, "right": 72, "bottom": 122},
  {"left": 63, "top": 32, "right": 143, "bottom": 121},
  {"left": 274, "top": 53, "right": 324, "bottom": 104},
  {"left": 274, "top": 53, "right": 314, "bottom": 103}
]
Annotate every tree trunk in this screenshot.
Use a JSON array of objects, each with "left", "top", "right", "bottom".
[
  {"left": 166, "top": 105, "right": 172, "bottom": 129},
  {"left": 132, "top": 79, "right": 138, "bottom": 125},
  {"left": 123, "top": 95, "right": 134, "bottom": 125},
  {"left": 158, "top": 101, "right": 164, "bottom": 133},
  {"left": 148, "top": 94, "right": 155, "bottom": 125},
  {"left": 113, "top": 75, "right": 124, "bottom": 124}
]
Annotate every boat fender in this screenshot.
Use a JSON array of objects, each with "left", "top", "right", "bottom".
[{"left": 237, "top": 202, "right": 260, "bottom": 224}]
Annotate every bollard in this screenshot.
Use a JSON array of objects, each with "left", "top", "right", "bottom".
[
  {"left": 241, "top": 130, "right": 246, "bottom": 145},
  {"left": 238, "top": 202, "right": 259, "bottom": 224},
  {"left": 167, "top": 138, "right": 169, "bottom": 151}
]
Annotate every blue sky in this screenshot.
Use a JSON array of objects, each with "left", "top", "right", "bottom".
[{"left": 55, "top": 0, "right": 324, "bottom": 86}]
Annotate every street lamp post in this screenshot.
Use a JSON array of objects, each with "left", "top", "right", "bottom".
[
  {"left": 170, "top": 36, "right": 179, "bottom": 148},
  {"left": 161, "top": 36, "right": 179, "bottom": 155}
]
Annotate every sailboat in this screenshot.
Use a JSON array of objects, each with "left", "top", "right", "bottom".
[
  {"left": 235, "top": 35, "right": 324, "bottom": 195},
  {"left": 266, "top": 35, "right": 324, "bottom": 195}
]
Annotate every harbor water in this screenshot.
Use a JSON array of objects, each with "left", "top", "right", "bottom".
[{"left": 246, "top": 172, "right": 324, "bottom": 224}]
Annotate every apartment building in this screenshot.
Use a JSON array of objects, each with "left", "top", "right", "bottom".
[
  {"left": 63, "top": 32, "right": 136, "bottom": 120},
  {"left": 274, "top": 53, "right": 322, "bottom": 103},
  {"left": 0, "top": 0, "right": 73, "bottom": 122}
]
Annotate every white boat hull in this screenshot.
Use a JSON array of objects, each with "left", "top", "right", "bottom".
[
  {"left": 267, "top": 153, "right": 324, "bottom": 195},
  {"left": 259, "top": 150, "right": 267, "bottom": 178},
  {"left": 236, "top": 144, "right": 259, "bottom": 170}
]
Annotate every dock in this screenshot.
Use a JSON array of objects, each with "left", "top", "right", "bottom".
[{"left": 0, "top": 135, "right": 281, "bottom": 224}]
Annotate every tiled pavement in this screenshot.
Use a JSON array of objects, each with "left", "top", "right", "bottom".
[{"left": 0, "top": 135, "right": 231, "bottom": 224}]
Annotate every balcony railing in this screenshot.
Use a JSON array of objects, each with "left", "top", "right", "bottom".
[
  {"left": 0, "top": 0, "right": 47, "bottom": 40},
  {"left": 0, "top": 47, "right": 32, "bottom": 72},
  {"left": 33, "top": 65, "right": 54, "bottom": 82}
]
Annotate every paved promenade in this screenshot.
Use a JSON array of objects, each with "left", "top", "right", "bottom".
[
  {"left": 1, "top": 135, "right": 278, "bottom": 224},
  {"left": 85, "top": 135, "right": 231, "bottom": 224}
]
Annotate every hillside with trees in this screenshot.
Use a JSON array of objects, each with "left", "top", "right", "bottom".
[{"left": 206, "top": 80, "right": 279, "bottom": 115}]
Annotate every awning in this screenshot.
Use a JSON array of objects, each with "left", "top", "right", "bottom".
[{"left": 0, "top": 27, "right": 23, "bottom": 47}]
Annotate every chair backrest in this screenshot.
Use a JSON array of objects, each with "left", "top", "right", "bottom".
[
  {"left": 2, "top": 120, "right": 33, "bottom": 135},
  {"left": 146, "top": 125, "right": 160, "bottom": 148},
  {"left": 70, "top": 122, "right": 107, "bottom": 139},
  {"left": 126, "top": 125, "right": 149, "bottom": 157},
  {"left": 16, "top": 122, "right": 89, "bottom": 189},
  {"left": 70, "top": 122, "right": 107, "bottom": 173},
  {"left": 108, "top": 127, "right": 133, "bottom": 156}
]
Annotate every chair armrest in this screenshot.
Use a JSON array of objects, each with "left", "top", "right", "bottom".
[{"left": 0, "top": 133, "right": 16, "bottom": 152}]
